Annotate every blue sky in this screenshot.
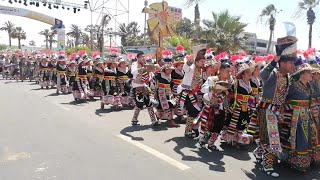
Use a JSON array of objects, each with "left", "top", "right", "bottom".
[{"left": 0, "top": 0, "right": 318, "bottom": 50}]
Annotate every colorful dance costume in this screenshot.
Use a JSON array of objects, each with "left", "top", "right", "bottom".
[
  {"left": 178, "top": 47, "right": 206, "bottom": 137},
  {"left": 198, "top": 75, "right": 229, "bottom": 150},
  {"left": 131, "top": 53, "right": 158, "bottom": 126},
  {"left": 55, "top": 56, "right": 68, "bottom": 94}
]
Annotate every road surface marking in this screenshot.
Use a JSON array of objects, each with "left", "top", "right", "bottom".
[{"left": 117, "top": 134, "right": 191, "bottom": 170}]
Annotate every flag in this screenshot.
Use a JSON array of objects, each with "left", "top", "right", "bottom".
[{"left": 283, "top": 22, "right": 296, "bottom": 36}]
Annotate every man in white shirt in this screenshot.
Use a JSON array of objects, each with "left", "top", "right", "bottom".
[
  {"left": 177, "top": 47, "right": 206, "bottom": 138},
  {"left": 130, "top": 52, "right": 158, "bottom": 126}
]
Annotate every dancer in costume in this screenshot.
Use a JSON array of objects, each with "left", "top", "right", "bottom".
[
  {"left": 67, "top": 59, "right": 77, "bottom": 93},
  {"left": 171, "top": 45, "right": 185, "bottom": 122},
  {"left": 197, "top": 60, "right": 231, "bottom": 150},
  {"left": 18, "top": 55, "right": 27, "bottom": 82},
  {"left": 48, "top": 55, "right": 57, "bottom": 88},
  {"left": 221, "top": 62, "right": 254, "bottom": 148},
  {"left": 130, "top": 52, "right": 158, "bottom": 126},
  {"left": 39, "top": 55, "right": 50, "bottom": 89},
  {"left": 178, "top": 45, "right": 206, "bottom": 138},
  {"left": 73, "top": 57, "right": 89, "bottom": 101},
  {"left": 154, "top": 50, "right": 180, "bottom": 127},
  {"left": 91, "top": 53, "right": 104, "bottom": 98},
  {"left": 280, "top": 62, "right": 320, "bottom": 172},
  {"left": 117, "top": 56, "right": 131, "bottom": 107},
  {"left": 256, "top": 36, "right": 297, "bottom": 177},
  {"left": 55, "top": 52, "right": 69, "bottom": 94},
  {"left": 101, "top": 48, "right": 120, "bottom": 109}
]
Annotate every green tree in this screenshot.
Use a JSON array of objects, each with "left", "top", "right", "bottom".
[
  {"left": 81, "top": 33, "right": 90, "bottom": 47},
  {"left": 84, "top": 24, "right": 99, "bottom": 50},
  {"left": 118, "top": 22, "right": 143, "bottom": 46},
  {"left": 202, "top": 10, "right": 247, "bottom": 53},
  {"left": 258, "top": 4, "right": 277, "bottom": 54},
  {"left": 0, "top": 21, "right": 15, "bottom": 46},
  {"left": 295, "top": 0, "right": 319, "bottom": 48},
  {"left": 11, "top": 27, "right": 26, "bottom": 49},
  {"left": 164, "top": 36, "right": 193, "bottom": 54},
  {"left": 175, "top": 17, "right": 193, "bottom": 38},
  {"left": 49, "top": 29, "right": 57, "bottom": 50},
  {"left": 185, "top": 0, "right": 206, "bottom": 26},
  {"left": 67, "top": 24, "right": 82, "bottom": 47},
  {"left": 39, "top": 29, "right": 50, "bottom": 49}
]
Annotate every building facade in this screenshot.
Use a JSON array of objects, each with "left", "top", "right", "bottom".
[{"left": 239, "top": 32, "right": 276, "bottom": 55}]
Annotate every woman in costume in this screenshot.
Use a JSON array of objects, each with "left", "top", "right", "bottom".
[
  {"left": 55, "top": 52, "right": 69, "bottom": 94},
  {"left": 39, "top": 55, "right": 50, "bottom": 89},
  {"left": 101, "top": 48, "right": 120, "bottom": 109},
  {"left": 197, "top": 61, "right": 231, "bottom": 150},
  {"left": 280, "top": 62, "right": 320, "bottom": 172},
  {"left": 67, "top": 59, "right": 77, "bottom": 93},
  {"left": 171, "top": 45, "right": 185, "bottom": 121},
  {"left": 117, "top": 56, "right": 131, "bottom": 107},
  {"left": 73, "top": 57, "right": 89, "bottom": 101},
  {"left": 221, "top": 62, "right": 254, "bottom": 148},
  {"left": 48, "top": 55, "right": 57, "bottom": 88},
  {"left": 154, "top": 50, "right": 180, "bottom": 127},
  {"left": 91, "top": 53, "right": 104, "bottom": 98}
]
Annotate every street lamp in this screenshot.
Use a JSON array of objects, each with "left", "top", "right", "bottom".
[{"left": 143, "top": 0, "right": 148, "bottom": 46}]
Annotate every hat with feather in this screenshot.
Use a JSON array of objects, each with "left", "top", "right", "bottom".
[
  {"left": 174, "top": 45, "right": 185, "bottom": 66},
  {"left": 275, "top": 36, "right": 298, "bottom": 62},
  {"left": 161, "top": 49, "right": 174, "bottom": 70}
]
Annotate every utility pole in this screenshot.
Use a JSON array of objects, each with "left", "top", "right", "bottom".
[{"left": 143, "top": 0, "right": 148, "bottom": 46}]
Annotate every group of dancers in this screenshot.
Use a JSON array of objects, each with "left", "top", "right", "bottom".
[{"left": 1, "top": 35, "right": 320, "bottom": 178}]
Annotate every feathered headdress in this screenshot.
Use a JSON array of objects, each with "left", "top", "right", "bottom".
[
  {"left": 58, "top": 51, "right": 66, "bottom": 60},
  {"left": 176, "top": 45, "right": 185, "bottom": 56},
  {"left": 162, "top": 49, "right": 173, "bottom": 63},
  {"left": 205, "top": 48, "right": 214, "bottom": 59},
  {"left": 91, "top": 51, "right": 101, "bottom": 60},
  {"left": 78, "top": 50, "right": 87, "bottom": 58}
]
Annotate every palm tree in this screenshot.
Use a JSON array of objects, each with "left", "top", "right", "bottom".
[
  {"left": 81, "top": 33, "right": 90, "bottom": 47},
  {"left": 118, "top": 22, "right": 142, "bottom": 46},
  {"left": 202, "top": 10, "right": 247, "bottom": 53},
  {"left": 39, "top": 29, "right": 50, "bottom": 49},
  {"left": 67, "top": 24, "right": 82, "bottom": 47},
  {"left": 48, "top": 30, "right": 57, "bottom": 50},
  {"left": 0, "top": 21, "right": 15, "bottom": 46},
  {"left": 185, "top": 0, "right": 206, "bottom": 26},
  {"left": 11, "top": 27, "right": 26, "bottom": 49},
  {"left": 258, "top": 4, "right": 277, "bottom": 54},
  {"left": 295, "top": 0, "right": 319, "bottom": 48}
]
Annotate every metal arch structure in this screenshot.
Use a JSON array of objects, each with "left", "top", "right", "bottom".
[
  {"left": 86, "top": 0, "right": 130, "bottom": 51},
  {"left": 0, "top": 4, "right": 67, "bottom": 50}
]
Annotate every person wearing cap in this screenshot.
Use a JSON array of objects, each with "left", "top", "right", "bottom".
[
  {"left": 178, "top": 45, "right": 206, "bottom": 138},
  {"left": 39, "top": 55, "right": 50, "bottom": 89},
  {"left": 197, "top": 61, "right": 231, "bottom": 150},
  {"left": 153, "top": 50, "right": 180, "bottom": 128},
  {"left": 130, "top": 52, "right": 158, "bottom": 126},
  {"left": 101, "top": 49, "right": 121, "bottom": 109},
  {"left": 221, "top": 62, "right": 254, "bottom": 148},
  {"left": 280, "top": 62, "right": 320, "bottom": 173},
  {"left": 73, "top": 57, "right": 89, "bottom": 101},
  {"left": 18, "top": 55, "right": 28, "bottom": 82},
  {"left": 48, "top": 55, "right": 57, "bottom": 88},
  {"left": 55, "top": 53, "right": 69, "bottom": 94},
  {"left": 67, "top": 59, "right": 77, "bottom": 93},
  {"left": 256, "top": 36, "right": 298, "bottom": 177},
  {"left": 116, "top": 56, "right": 131, "bottom": 107}
]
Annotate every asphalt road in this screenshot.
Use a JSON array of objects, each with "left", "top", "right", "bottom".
[{"left": 0, "top": 79, "right": 319, "bottom": 180}]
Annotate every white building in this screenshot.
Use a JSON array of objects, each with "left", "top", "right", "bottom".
[{"left": 239, "top": 32, "right": 276, "bottom": 55}]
